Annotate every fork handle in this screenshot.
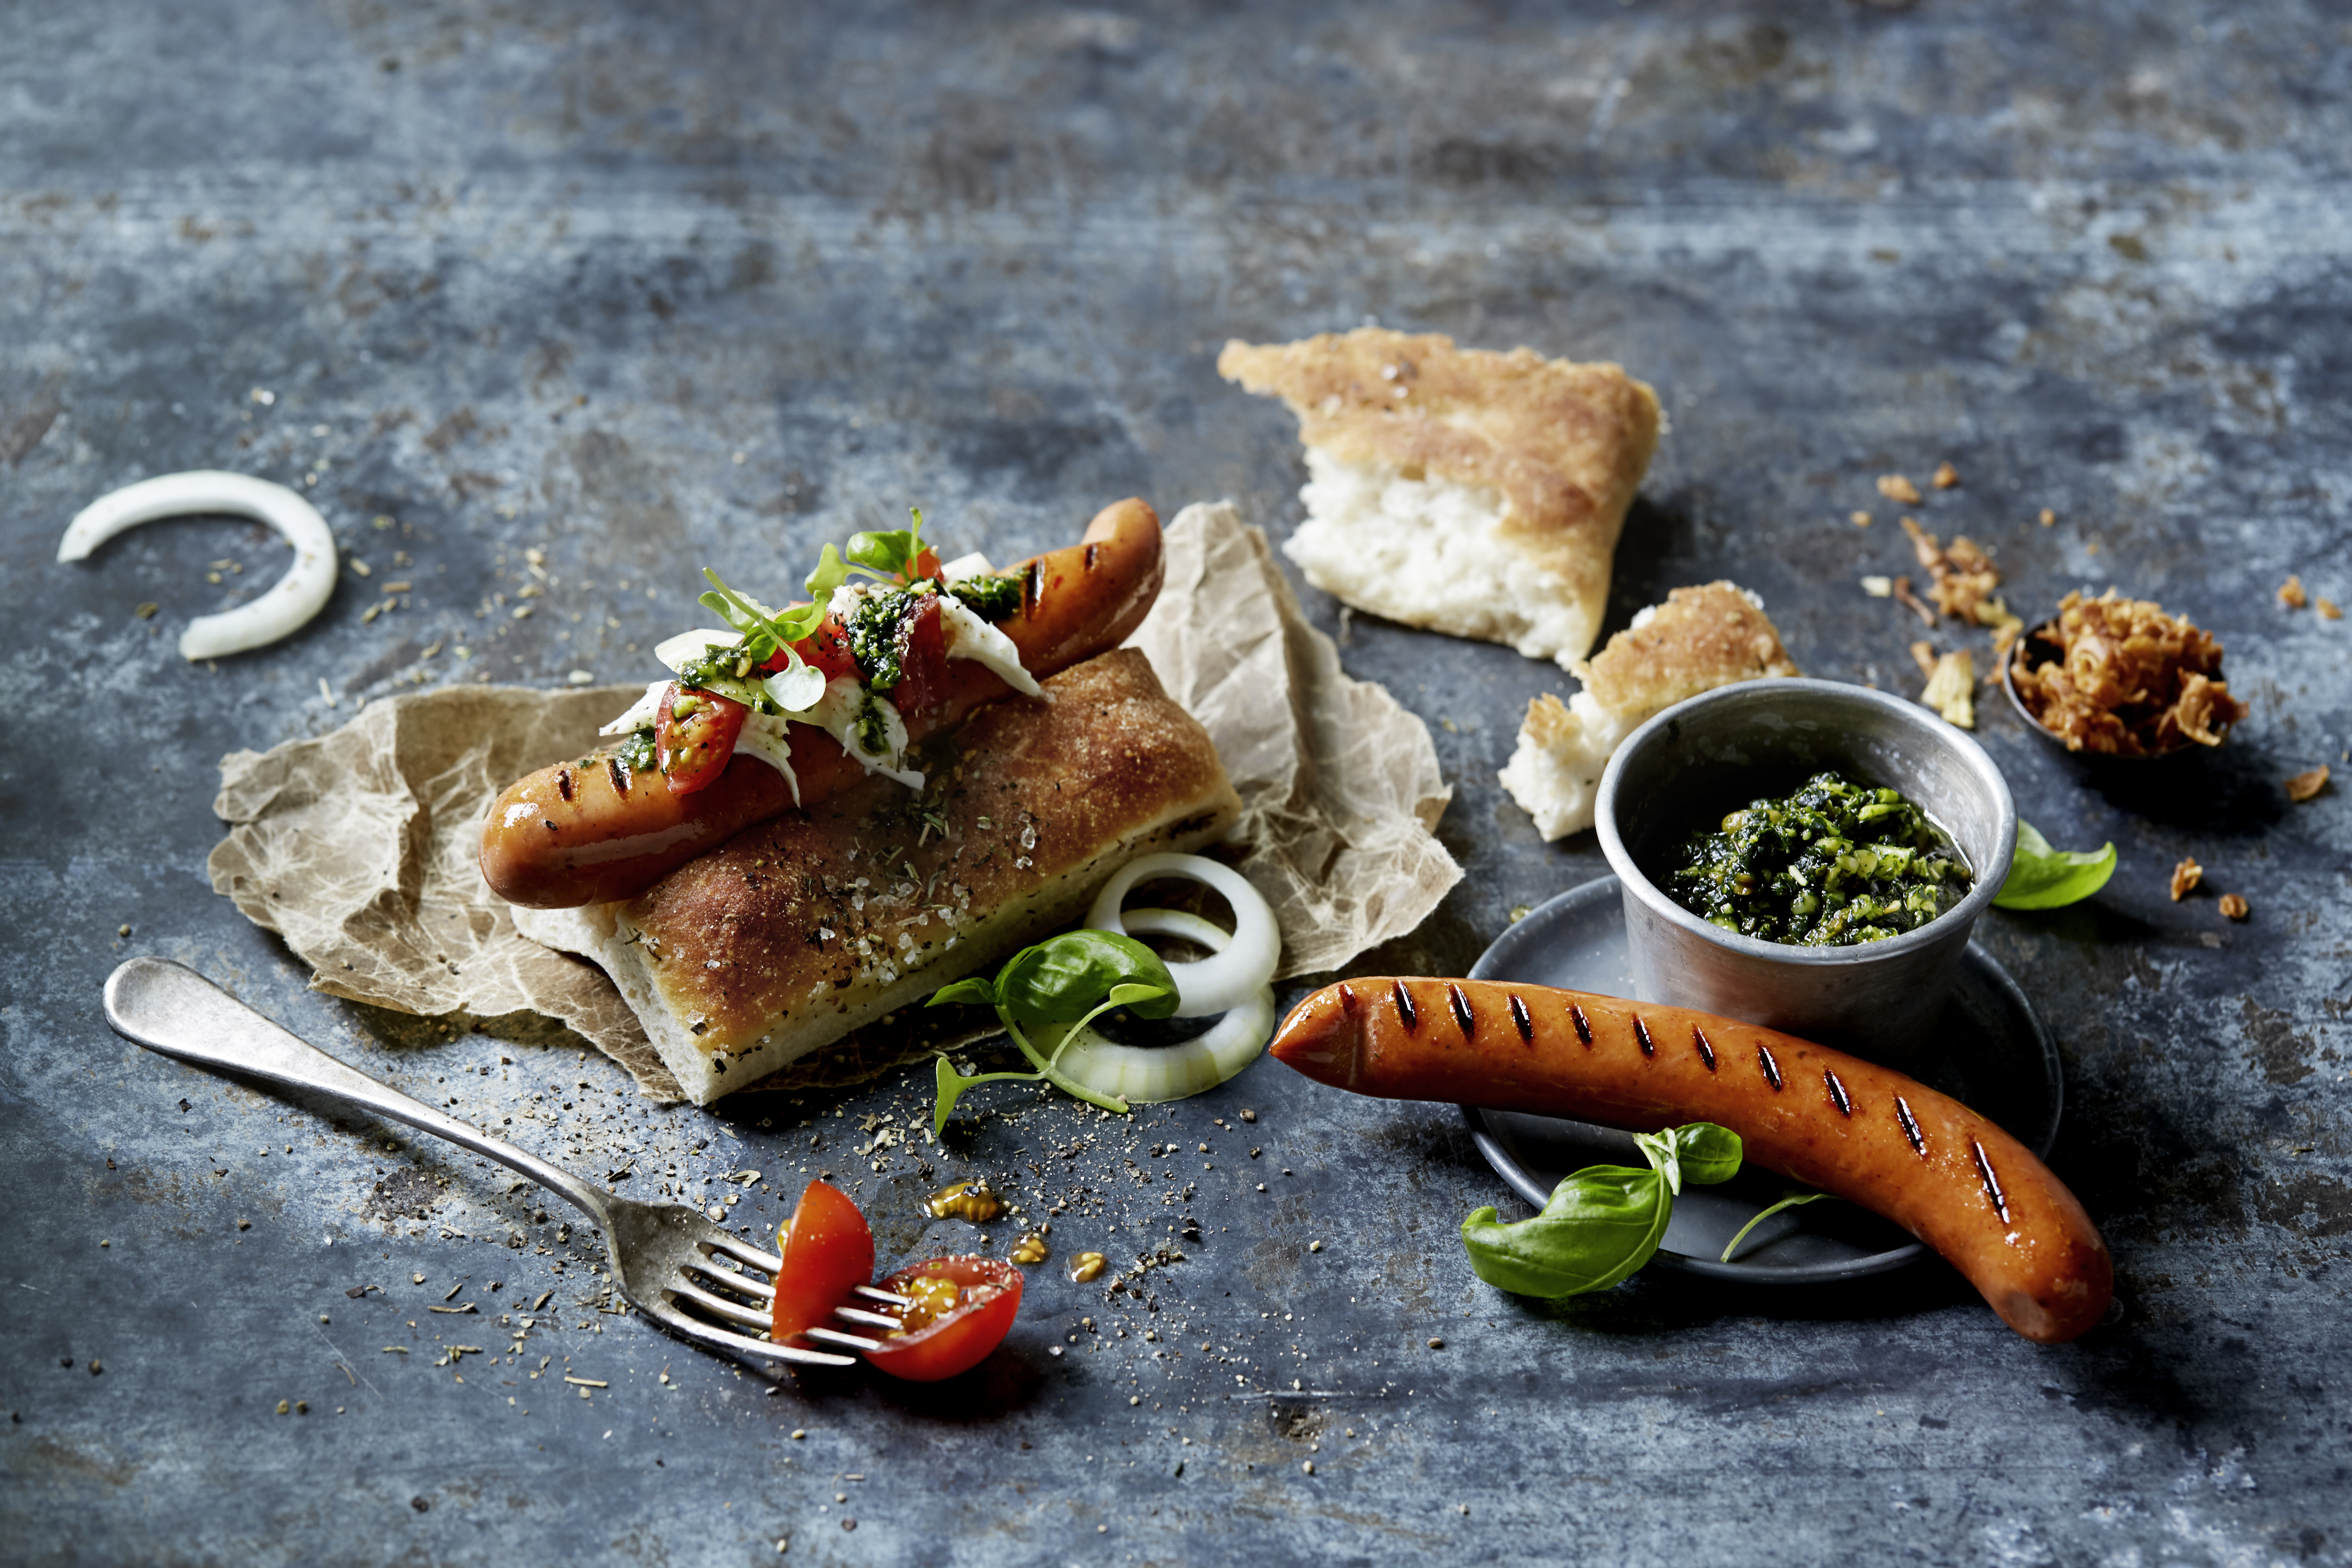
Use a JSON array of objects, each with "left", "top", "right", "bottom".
[{"left": 104, "top": 958, "right": 612, "bottom": 1229}]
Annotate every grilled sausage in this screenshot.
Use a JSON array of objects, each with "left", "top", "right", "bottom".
[
  {"left": 1271, "top": 977, "right": 2111, "bottom": 1343},
  {"left": 479, "top": 498, "right": 1165, "bottom": 909}
]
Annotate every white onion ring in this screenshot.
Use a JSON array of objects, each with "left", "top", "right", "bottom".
[
  {"left": 1085, "top": 853, "right": 1279, "bottom": 1018},
  {"left": 58, "top": 471, "right": 337, "bottom": 661},
  {"left": 1044, "top": 986, "right": 1276, "bottom": 1105}
]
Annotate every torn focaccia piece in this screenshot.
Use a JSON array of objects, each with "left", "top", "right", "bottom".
[
  {"left": 1218, "top": 327, "right": 1662, "bottom": 668},
  {"left": 1499, "top": 582, "right": 1799, "bottom": 842},
  {"left": 514, "top": 650, "right": 1241, "bottom": 1105}
]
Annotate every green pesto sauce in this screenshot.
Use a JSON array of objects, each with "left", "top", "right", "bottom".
[
  {"left": 948, "top": 572, "right": 1021, "bottom": 621},
  {"left": 845, "top": 584, "right": 924, "bottom": 691},
  {"left": 851, "top": 689, "right": 893, "bottom": 757},
  {"left": 1665, "top": 771, "right": 1969, "bottom": 946},
  {"left": 616, "top": 726, "right": 658, "bottom": 775}
]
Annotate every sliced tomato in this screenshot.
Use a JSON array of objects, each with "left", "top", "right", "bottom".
[
  {"left": 655, "top": 682, "right": 748, "bottom": 795},
  {"left": 861, "top": 1255, "right": 1024, "bottom": 1383},
  {"left": 888, "top": 593, "right": 951, "bottom": 713},
  {"left": 775, "top": 614, "right": 860, "bottom": 684},
  {"left": 770, "top": 1180, "right": 875, "bottom": 1342},
  {"left": 907, "top": 547, "right": 942, "bottom": 582}
]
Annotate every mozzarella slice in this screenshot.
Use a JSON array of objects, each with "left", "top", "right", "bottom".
[
  {"left": 730, "top": 710, "right": 803, "bottom": 804},
  {"left": 654, "top": 627, "right": 742, "bottom": 673},
  {"left": 788, "top": 676, "right": 921, "bottom": 791},
  {"left": 937, "top": 593, "right": 1043, "bottom": 697},
  {"left": 599, "top": 681, "right": 670, "bottom": 737}
]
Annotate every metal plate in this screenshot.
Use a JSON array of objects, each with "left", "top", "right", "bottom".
[{"left": 1462, "top": 875, "right": 2063, "bottom": 1283}]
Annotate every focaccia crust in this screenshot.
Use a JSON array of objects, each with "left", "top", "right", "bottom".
[{"left": 526, "top": 650, "right": 1241, "bottom": 1102}]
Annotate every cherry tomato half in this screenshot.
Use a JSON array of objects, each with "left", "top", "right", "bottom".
[
  {"left": 770, "top": 1180, "right": 875, "bottom": 1342},
  {"left": 655, "top": 682, "right": 748, "bottom": 795},
  {"left": 861, "top": 1255, "right": 1024, "bottom": 1383},
  {"left": 772, "top": 614, "right": 859, "bottom": 684},
  {"left": 907, "top": 547, "right": 942, "bottom": 582}
]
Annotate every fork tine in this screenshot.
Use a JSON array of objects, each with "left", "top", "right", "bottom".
[
  {"left": 669, "top": 1276, "right": 773, "bottom": 1332},
  {"left": 655, "top": 1311, "right": 857, "bottom": 1369},
  {"left": 852, "top": 1284, "right": 915, "bottom": 1307},
  {"left": 832, "top": 1305, "right": 902, "bottom": 1330},
  {"left": 709, "top": 1235, "right": 784, "bottom": 1273},
  {"left": 682, "top": 1259, "right": 775, "bottom": 1301},
  {"left": 802, "top": 1325, "right": 885, "bottom": 1353}
]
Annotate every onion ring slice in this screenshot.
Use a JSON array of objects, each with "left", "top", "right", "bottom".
[
  {"left": 58, "top": 471, "right": 337, "bottom": 661},
  {"left": 1085, "top": 853, "right": 1279, "bottom": 1018}
]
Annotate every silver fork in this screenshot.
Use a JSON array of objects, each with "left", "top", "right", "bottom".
[{"left": 102, "top": 958, "right": 902, "bottom": 1374}]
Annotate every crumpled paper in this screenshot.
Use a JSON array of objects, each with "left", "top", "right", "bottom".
[
  {"left": 1130, "top": 502, "right": 1459, "bottom": 979},
  {"left": 208, "top": 499, "right": 1459, "bottom": 1100}
]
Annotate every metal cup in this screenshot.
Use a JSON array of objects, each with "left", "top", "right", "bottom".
[{"left": 1593, "top": 679, "right": 2017, "bottom": 1074}]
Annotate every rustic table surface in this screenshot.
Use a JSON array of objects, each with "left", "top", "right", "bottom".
[{"left": 4, "top": 4, "right": 2348, "bottom": 1565}]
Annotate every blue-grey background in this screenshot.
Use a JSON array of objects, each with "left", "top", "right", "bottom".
[{"left": 3, "top": 3, "right": 2347, "bottom": 1564}]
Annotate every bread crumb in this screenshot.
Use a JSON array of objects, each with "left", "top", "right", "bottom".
[
  {"left": 1919, "top": 647, "right": 1976, "bottom": 728},
  {"left": 1862, "top": 576, "right": 1893, "bottom": 598},
  {"left": 2285, "top": 765, "right": 2330, "bottom": 803},
  {"left": 1851, "top": 510, "right": 1873, "bottom": 528},
  {"left": 2218, "top": 893, "right": 2249, "bottom": 921},
  {"left": 1878, "top": 474, "right": 1923, "bottom": 505},
  {"left": 1499, "top": 582, "right": 1798, "bottom": 840},
  {"left": 2278, "top": 575, "right": 2307, "bottom": 609},
  {"left": 1909, "top": 640, "right": 1940, "bottom": 678},
  {"left": 2038, "top": 508, "right": 2056, "bottom": 527},
  {"left": 2169, "top": 857, "right": 2202, "bottom": 901},
  {"left": 1932, "top": 461, "right": 1960, "bottom": 490},
  {"left": 2319, "top": 597, "right": 2342, "bottom": 620}
]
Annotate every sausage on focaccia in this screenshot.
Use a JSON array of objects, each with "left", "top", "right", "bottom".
[
  {"left": 480, "top": 498, "right": 1165, "bottom": 909},
  {"left": 1270, "top": 976, "right": 2113, "bottom": 1344}
]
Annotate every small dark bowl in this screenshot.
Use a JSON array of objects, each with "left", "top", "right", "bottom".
[{"left": 2000, "top": 618, "right": 2205, "bottom": 764}]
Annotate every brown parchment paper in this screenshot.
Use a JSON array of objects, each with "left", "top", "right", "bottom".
[
  {"left": 208, "top": 499, "right": 1458, "bottom": 1101},
  {"left": 1129, "top": 502, "right": 1459, "bottom": 979}
]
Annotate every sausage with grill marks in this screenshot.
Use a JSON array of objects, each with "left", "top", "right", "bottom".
[
  {"left": 479, "top": 498, "right": 1164, "bottom": 909},
  {"left": 1270, "top": 977, "right": 2111, "bottom": 1344}
]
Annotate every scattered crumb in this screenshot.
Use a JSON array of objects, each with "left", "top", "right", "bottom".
[
  {"left": 1931, "top": 461, "right": 1960, "bottom": 490},
  {"left": 2278, "top": 575, "right": 2307, "bottom": 609},
  {"left": 1878, "top": 474, "right": 1924, "bottom": 505},
  {"left": 1891, "top": 575, "right": 1938, "bottom": 627},
  {"left": 1909, "top": 640, "right": 1940, "bottom": 678},
  {"left": 2285, "top": 765, "right": 2330, "bottom": 803},
  {"left": 2218, "top": 893, "right": 2250, "bottom": 922},
  {"left": 2038, "top": 508, "right": 2056, "bottom": 528},
  {"left": 1862, "top": 576, "right": 1893, "bottom": 598},
  {"left": 2170, "top": 857, "right": 2202, "bottom": 901},
  {"left": 1851, "top": 510, "right": 1873, "bottom": 528},
  {"left": 1918, "top": 647, "right": 1976, "bottom": 728},
  {"left": 1902, "top": 517, "right": 2018, "bottom": 636},
  {"left": 2319, "top": 597, "right": 2342, "bottom": 620}
]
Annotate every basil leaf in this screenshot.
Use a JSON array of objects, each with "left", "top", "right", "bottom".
[
  {"left": 926, "top": 977, "right": 1001, "bottom": 1009},
  {"left": 1106, "top": 982, "right": 1170, "bottom": 1009},
  {"left": 1667, "top": 1123, "right": 1743, "bottom": 1187},
  {"left": 1720, "top": 1188, "right": 1837, "bottom": 1263},
  {"left": 844, "top": 509, "right": 930, "bottom": 581},
  {"left": 803, "top": 543, "right": 851, "bottom": 609},
  {"left": 1460, "top": 1166, "right": 1672, "bottom": 1297},
  {"left": 1630, "top": 1129, "right": 1684, "bottom": 1195},
  {"left": 930, "top": 1054, "right": 1043, "bottom": 1138},
  {"left": 1994, "top": 820, "right": 2117, "bottom": 910},
  {"left": 997, "top": 930, "right": 1179, "bottom": 1027}
]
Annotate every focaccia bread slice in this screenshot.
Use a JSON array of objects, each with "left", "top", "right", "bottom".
[
  {"left": 1499, "top": 582, "right": 1799, "bottom": 842},
  {"left": 1218, "top": 327, "right": 1661, "bottom": 668},
  {"left": 516, "top": 649, "right": 1241, "bottom": 1104}
]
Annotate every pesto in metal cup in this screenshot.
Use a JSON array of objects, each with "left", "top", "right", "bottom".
[{"left": 1594, "top": 679, "right": 2017, "bottom": 1074}]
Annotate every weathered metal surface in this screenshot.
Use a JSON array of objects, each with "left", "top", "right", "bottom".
[{"left": 3, "top": 4, "right": 2346, "bottom": 1564}]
